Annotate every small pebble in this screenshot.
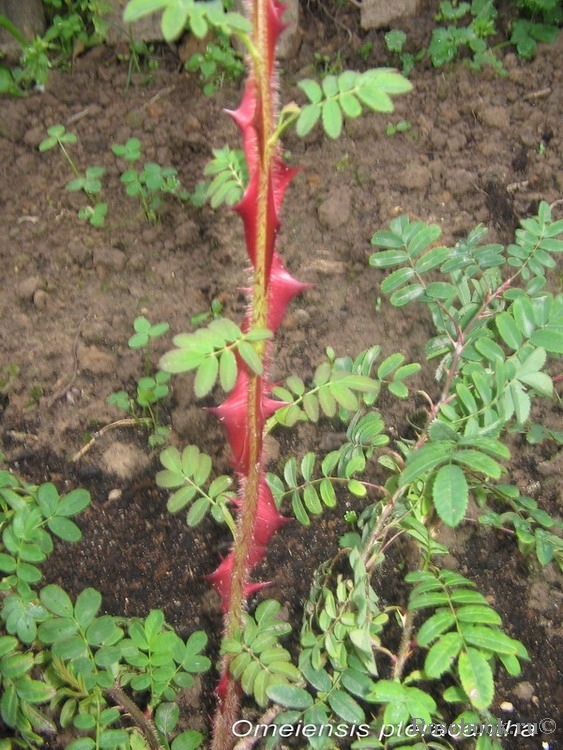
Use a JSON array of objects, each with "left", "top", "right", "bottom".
[
  {"left": 318, "top": 188, "right": 352, "bottom": 228},
  {"left": 397, "top": 163, "right": 432, "bottom": 191},
  {"left": 478, "top": 105, "right": 510, "bottom": 129},
  {"left": 107, "top": 488, "right": 122, "bottom": 502},
  {"left": 17, "top": 276, "right": 42, "bottom": 301},
  {"left": 512, "top": 680, "right": 534, "bottom": 703},
  {"left": 33, "top": 289, "right": 48, "bottom": 309},
  {"left": 77, "top": 345, "right": 116, "bottom": 376},
  {"left": 93, "top": 246, "right": 127, "bottom": 275}
]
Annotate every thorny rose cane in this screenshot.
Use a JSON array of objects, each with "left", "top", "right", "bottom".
[{"left": 206, "top": 0, "right": 309, "bottom": 746}]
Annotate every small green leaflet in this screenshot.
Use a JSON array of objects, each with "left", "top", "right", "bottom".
[
  {"left": 458, "top": 647, "right": 494, "bottom": 710},
  {"left": 432, "top": 463, "right": 468, "bottom": 527},
  {"left": 266, "top": 684, "right": 313, "bottom": 709},
  {"left": 399, "top": 441, "right": 453, "bottom": 486},
  {"left": 424, "top": 632, "right": 463, "bottom": 678}
]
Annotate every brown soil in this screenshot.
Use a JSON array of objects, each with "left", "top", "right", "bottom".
[{"left": 0, "top": 3, "right": 562, "bottom": 748}]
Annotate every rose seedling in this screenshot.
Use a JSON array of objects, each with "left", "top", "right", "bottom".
[{"left": 39, "top": 124, "right": 108, "bottom": 227}]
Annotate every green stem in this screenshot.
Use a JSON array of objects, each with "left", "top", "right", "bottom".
[
  {"left": 58, "top": 142, "right": 80, "bottom": 177},
  {"left": 0, "top": 14, "right": 26, "bottom": 46}
]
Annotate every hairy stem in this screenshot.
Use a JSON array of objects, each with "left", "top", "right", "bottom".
[
  {"left": 105, "top": 686, "right": 162, "bottom": 750},
  {"left": 210, "top": 0, "right": 289, "bottom": 746}
]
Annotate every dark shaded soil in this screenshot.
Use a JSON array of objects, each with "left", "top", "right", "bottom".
[{"left": 1, "top": 2, "right": 562, "bottom": 748}]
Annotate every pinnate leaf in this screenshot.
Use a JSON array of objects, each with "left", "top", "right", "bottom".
[
  {"left": 160, "top": 348, "right": 204, "bottom": 373},
  {"left": 300, "top": 452, "right": 315, "bottom": 481},
  {"left": 449, "top": 588, "right": 489, "bottom": 606},
  {"left": 415, "top": 245, "right": 451, "bottom": 272},
  {"left": 15, "top": 678, "right": 54, "bottom": 704},
  {"left": 35, "top": 482, "right": 58, "bottom": 516},
  {"left": 292, "top": 492, "right": 310, "bottom": 526},
  {"left": 187, "top": 496, "right": 209, "bottom": 526},
  {"left": 369, "top": 248, "right": 408, "bottom": 267},
  {"left": 370, "top": 229, "right": 405, "bottom": 249},
  {"left": 319, "top": 478, "right": 336, "bottom": 507},
  {"left": 330, "top": 382, "right": 358, "bottom": 411},
  {"left": 425, "top": 281, "right": 457, "bottom": 300},
  {"left": 160, "top": 3, "right": 190, "bottom": 41}
]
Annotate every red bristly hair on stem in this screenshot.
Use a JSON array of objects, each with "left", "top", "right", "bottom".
[{"left": 208, "top": 0, "right": 309, "bottom": 747}]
